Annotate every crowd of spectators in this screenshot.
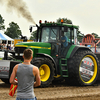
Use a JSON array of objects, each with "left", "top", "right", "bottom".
[{"left": 0, "top": 43, "right": 14, "bottom": 51}]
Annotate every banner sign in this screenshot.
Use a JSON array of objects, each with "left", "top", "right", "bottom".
[{"left": 0, "top": 60, "right": 10, "bottom": 78}]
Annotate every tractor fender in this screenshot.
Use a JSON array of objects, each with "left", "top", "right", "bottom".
[
  {"left": 69, "top": 45, "right": 91, "bottom": 58},
  {"left": 36, "top": 53, "right": 57, "bottom": 75}
]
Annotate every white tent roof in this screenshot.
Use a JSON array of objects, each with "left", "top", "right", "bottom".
[{"left": 0, "top": 30, "right": 14, "bottom": 41}]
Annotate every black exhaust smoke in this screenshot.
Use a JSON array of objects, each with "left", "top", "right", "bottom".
[{"left": 0, "top": 0, "right": 36, "bottom": 25}]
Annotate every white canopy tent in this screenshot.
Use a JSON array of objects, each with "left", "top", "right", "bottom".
[
  {"left": 0, "top": 30, "right": 14, "bottom": 44},
  {"left": 0, "top": 30, "right": 14, "bottom": 58}
]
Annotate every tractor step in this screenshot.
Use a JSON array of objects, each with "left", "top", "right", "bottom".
[
  {"left": 62, "top": 70, "right": 68, "bottom": 71},
  {"left": 62, "top": 75, "right": 68, "bottom": 77},
  {"left": 59, "top": 58, "right": 68, "bottom": 78},
  {"left": 61, "top": 64, "right": 67, "bottom": 66}
]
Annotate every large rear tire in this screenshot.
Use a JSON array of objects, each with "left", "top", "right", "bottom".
[
  {"left": 31, "top": 57, "right": 55, "bottom": 87},
  {"left": 67, "top": 50, "right": 99, "bottom": 86}
]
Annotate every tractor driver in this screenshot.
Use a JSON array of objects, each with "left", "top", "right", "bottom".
[{"left": 61, "top": 31, "right": 68, "bottom": 48}]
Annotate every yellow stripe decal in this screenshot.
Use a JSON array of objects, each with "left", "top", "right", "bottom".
[{"left": 15, "top": 45, "right": 51, "bottom": 49}]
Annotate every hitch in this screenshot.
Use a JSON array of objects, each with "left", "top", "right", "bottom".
[{"left": 4, "top": 50, "right": 8, "bottom": 60}]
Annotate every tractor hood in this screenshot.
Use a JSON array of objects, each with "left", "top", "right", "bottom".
[{"left": 15, "top": 42, "right": 51, "bottom": 50}]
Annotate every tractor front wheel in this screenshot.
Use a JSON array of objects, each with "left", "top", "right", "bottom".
[{"left": 32, "top": 57, "right": 55, "bottom": 87}]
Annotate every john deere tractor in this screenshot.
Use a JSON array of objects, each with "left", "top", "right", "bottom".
[{"left": 1, "top": 20, "right": 100, "bottom": 87}]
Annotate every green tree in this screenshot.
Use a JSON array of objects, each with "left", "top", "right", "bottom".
[
  {"left": 0, "top": 14, "right": 5, "bottom": 30},
  {"left": 56, "top": 18, "right": 72, "bottom": 24},
  {"left": 91, "top": 33, "right": 100, "bottom": 38},
  {"left": 30, "top": 30, "right": 37, "bottom": 41},
  {"left": 77, "top": 31, "right": 84, "bottom": 43},
  {"left": 5, "top": 22, "right": 22, "bottom": 39}
]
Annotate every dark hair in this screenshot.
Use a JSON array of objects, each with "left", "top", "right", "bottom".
[{"left": 23, "top": 49, "right": 33, "bottom": 59}]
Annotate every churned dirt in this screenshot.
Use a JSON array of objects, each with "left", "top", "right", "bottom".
[{"left": 1, "top": 79, "right": 100, "bottom": 100}]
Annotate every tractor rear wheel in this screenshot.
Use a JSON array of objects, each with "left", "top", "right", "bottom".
[
  {"left": 68, "top": 50, "right": 99, "bottom": 86},
  {"left": 31, "top": 57, "right": 55, "bottom": 87}
]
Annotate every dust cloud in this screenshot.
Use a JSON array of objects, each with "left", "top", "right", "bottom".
[{"left": 0, "top": 0, "right": 36, "bottom": 25}]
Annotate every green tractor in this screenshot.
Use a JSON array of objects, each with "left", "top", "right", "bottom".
[{"left": 2, "top": 20, "right": 100, "bottom": 87}]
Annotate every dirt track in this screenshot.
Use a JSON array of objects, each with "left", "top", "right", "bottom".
[{"left": 1, "top": 80, "right": 100, "bottom": 100}]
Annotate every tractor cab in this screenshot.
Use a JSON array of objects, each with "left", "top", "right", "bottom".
[{"left": 31, "top": 20, "right": 79, "bottom": 57}]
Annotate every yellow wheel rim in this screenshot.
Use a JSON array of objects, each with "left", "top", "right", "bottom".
[
  {"left": 39, "top": 64, "right": 50, "bottom": 82},
  {"left": 79, "top": 55, "right": 97, "bottom": 84}
]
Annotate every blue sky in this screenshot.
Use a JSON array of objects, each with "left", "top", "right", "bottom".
[{"left": 0, "top": 0, "right": 100, "bottom": 38}]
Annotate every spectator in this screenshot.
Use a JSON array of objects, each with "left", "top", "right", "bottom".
[
  {"left": 0, "top": 43, "right": 2, "bottom": 50},
  {"left": 7, "top": 44, "right": 9, "bottom": 50},
  {"left": 11, "top": 45, "right": 15, "bottom": 51},
  {"left": 2, "top": 43, "right": 5, "bottom": 50},
  {"left": 4, "top": 44, "right": 6, "bottom": 50},
  {"left": 9, "top": 44, "right": 12, "bottom": 50},
  {"left": 10, "top": 48, "right": 41, "bottom": 100}
]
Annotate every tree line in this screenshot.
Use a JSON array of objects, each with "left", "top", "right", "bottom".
[
  {"left": 0, "top": 14, "right": 22, "bottom": 39},
  {"left": 0, "top": 14, "right": 100, "bottom": 42}
]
